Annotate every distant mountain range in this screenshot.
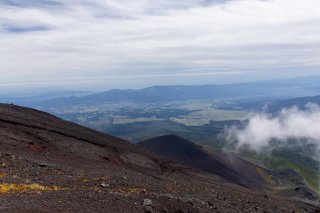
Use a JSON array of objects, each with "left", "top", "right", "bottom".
[
  {"left": 9, "top": 75, "right": 318, "bottom": 108},
  {"left": 265, "top": 95, "right": 320, "bottom": 112},
  {"left": 0, "top": 90, "right": 92, "bottom": 107}
]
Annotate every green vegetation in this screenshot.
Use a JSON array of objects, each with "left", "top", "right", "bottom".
[{"left": 239, "top": 148, "right": 320, "bottom": 193}]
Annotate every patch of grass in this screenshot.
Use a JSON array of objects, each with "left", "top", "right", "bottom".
[{"left": 0, "top": 183, "right": 60, "bottom": 194}]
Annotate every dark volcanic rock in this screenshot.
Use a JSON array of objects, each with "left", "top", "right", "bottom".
[
  {"left": 139, "top": 135, "right": 265, "bottom": 188},
  {"left": 139, "top": 134, "right": 320, "bottom": 203},
  {"left": 0, "top": 104, "right": 318, "bottom": 212}
]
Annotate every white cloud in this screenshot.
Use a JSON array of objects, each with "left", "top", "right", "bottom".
[
  {"left": 0, "top": 0, "right": 320, "bottom": 89},
  {"left": 226, "top": 104, "right": 320, "bottom": 151}
]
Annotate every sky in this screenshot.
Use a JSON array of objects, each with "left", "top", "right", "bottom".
[{"left": 0, "top": 0, "right": 320, "bottom": 91}]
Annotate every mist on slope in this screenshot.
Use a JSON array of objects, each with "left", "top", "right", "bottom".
[{"left": 226, "top": 103, "right": 320, "bottom": 152}]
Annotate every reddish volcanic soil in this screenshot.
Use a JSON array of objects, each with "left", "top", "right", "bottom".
[{"left": 0, "top": 104, "right": 319, "bottom": 212}]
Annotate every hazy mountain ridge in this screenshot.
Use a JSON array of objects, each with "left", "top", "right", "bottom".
[
  {"left": 266, "top": 95, "right": 320, "bottom": 112},
  {"left": 3, "top": 76, "right": 317, "bottom": 108}
]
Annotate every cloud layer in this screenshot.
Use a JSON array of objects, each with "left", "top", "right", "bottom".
[
  {"left": 0, "top": 0, "right": 320, "bottom": 89},
  {"left": 227, "top": 104, "right": 320, "bottom": 151}
]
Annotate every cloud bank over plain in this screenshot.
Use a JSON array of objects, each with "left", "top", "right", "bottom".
[
  {"left": 226, "top": 104, "right": 320, "bottom": 152},
  {"left": 0, "top": 0, "right": 320, "bottom": 89}
]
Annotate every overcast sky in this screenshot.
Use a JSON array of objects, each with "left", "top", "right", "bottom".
[{"left": 0, "top": 0, "right": 320, "bottom": 91}]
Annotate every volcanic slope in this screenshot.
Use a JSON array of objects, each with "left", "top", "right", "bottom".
[
  {"left": 139, "top": 135, "right": 258, "bottom": 188},
  {"left": 139, "top": 135, "right": 320, "bottom": 202},
  {"left": 0, "top": 104, "right": 318, "bottom": 212}
]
